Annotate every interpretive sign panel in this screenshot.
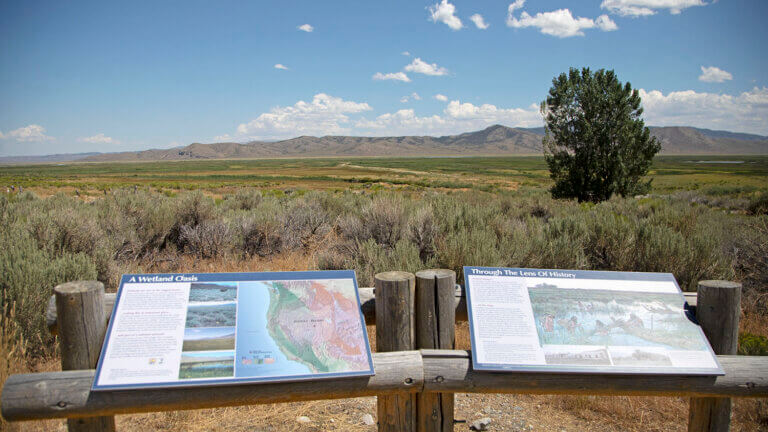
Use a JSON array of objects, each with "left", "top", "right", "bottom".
[
  {"left": 93, "top": 271, "right": 374, "bottom": 390},
  {"left": 464, "top": 267, "right": 723, "bottom": 375}
]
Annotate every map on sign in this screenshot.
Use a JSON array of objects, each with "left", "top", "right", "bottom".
[
  {"left": 93, "top": 271, "right": 374, "bottom": 390},
  {"left": 464, "top": 266, "right": 723, "bottom": 375}
]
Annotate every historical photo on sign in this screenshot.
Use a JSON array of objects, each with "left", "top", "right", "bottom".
[
  {"left": 92, "top": 271, "right": 374, "bottom": 390},
  {"left": 464, "top": 266, "right": 723, "bottom": 375},
  {"left": 529, "top": 286, "right": 706, "bottom": 351}
]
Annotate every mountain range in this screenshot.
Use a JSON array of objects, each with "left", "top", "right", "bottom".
[{"left": 2, "top": 125, "right": 767, "bottom": 164}]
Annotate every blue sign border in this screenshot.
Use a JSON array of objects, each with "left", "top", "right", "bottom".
[
  {"left": 92, "top": 270, "right": 375, "bottom": 391},
  {"left": 463, "top": 266, "right": 724, "bottom": 376}
]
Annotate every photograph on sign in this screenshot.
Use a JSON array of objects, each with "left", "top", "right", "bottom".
[
  {"left": 93, "top": 270, "right": 374, "bottom": 390},
  {"left": 464, "top": 266, "right": 723, "bottom": 375}
]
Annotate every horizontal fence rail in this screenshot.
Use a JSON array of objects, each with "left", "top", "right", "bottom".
[
  {"left": 3, "top": 350, "right": 767, "bottom": 422},
  {"left": 45, "top": 288, "right": 699, "bottom": 334}
]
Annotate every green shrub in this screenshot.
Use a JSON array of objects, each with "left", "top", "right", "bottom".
[
  {"left": 739, "top": 332, "right": 768, "bottom": 356},
  {"left": 748, "top": 193, "right": 768, "bottom": 216},
  {"left": 0, "top": 224, "right": 97, "bottom": 356},
  {"left": 352, "top": 239, "right": 428, "bottom": 286}
]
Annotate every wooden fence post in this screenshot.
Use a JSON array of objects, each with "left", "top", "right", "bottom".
[
  {"left": 688, "top": 280, "right": 742, "bottom": 432},
  {"left": 375, "top": 271, "right": 417, "bottom": 432},
  {"left": 55, "top": 281, "right": 116, "bottom": 432},
  {"left": 415, "top": 270, "right": 456, "bottom": 432}
]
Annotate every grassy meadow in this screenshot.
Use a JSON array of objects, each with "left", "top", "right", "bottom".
[{"left": 1, "top": 155, "right": 767, "bottom": 430}]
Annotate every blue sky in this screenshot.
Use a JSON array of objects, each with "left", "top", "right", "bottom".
[{"left": 1, "top": 0, "right": 767, "bottom": 156}]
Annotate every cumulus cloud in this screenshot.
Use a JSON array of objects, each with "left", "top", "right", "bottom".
[
  {"left": 404, "top": 58, "right": 448, "bottom": 76},
  {"left": 639, "top": 87, "right": 768, "bottom": 135},
  {"left": 373, "top": 72, "right": 411, "bottom": 82},
  {"left": 402, "top": 51, "right": 411, "bottom": 56},
  {"left": 470, "top": 14, "right": 490, "bottom": 29},
  {"left": 595, "top": 14, "right": 619, "bottom": 31},
  {"left": 601, "top": 0, "right": 706, "bottom": 16},
  {"left": 274, "top": 64, "right": 289, "bottom": 70},
  {"left": 699, "top": 66, "right": 732, "bottom": 83},
  {"left": 401, "top": 92, "right": 422, "bottom": 103},
  {"left": 507, "top": 1, "right": 617, "bottom": 37},
  {"left": 355, "top": 99, "right": 542, "bottom": 136},
  {"left": 434, "top": 94, "right": 449, "bottom": 102},
  {"left": 3, "top": 124, "right": 54, "bottom": 142},
  {"left": 297, "top": 24, "right": 314, "bottom": 32},
  {"left": 223, "top": 93, "right": 372, "bottom": 140},
  {"left": 428, "top": 0, "right": 463, "bottom": 30},
  {"left": 78, "top": 133, "right": 118, "bottom": 144}
]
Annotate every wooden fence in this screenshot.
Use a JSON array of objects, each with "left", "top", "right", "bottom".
[{"left": 2, "top": 271, "right": 767, "bottom": 432}]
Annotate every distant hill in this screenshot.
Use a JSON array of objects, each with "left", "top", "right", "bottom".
[
  {"left": 648, "top": 127, "right": 768, "bottom": 154},
  {"left": 4, "top": 125, "right": 767, "bottom": 164},
  {"left": 80, "top": 124, "right": 546, "bottom": 162},
  {"left": 0, "top": 152, "right": 100, "bottom": 164}
]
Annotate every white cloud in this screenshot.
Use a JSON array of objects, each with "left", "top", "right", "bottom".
[
  {"left": 470, "top": 14, "right": 490, "bottom": 29},
  {"left": 507, "top": 2, "right": 617, "bottom": 37},
  {"left": 404, "top": 58, "right": 448, "bottom": 76},
  {"left": 226, "top": 93, "right": 372, "bottom": 140},
  {"left": 78, "top": 133, "right": 118, "bottom": 144},
  {"left": 699, "top": 66, "right": 732, "bottom": 83},
  {"left": 373, "top": 72, "right": 411, "bottom": 82},
  {"left": 355, "top": 99, "right": 542, "bottom": 136},
  {"left": 3, "top": 124, "right": 54, "bottom": 142},
  {"left": 402, "top": 51, "right": 411, "bottom": 56},
  {"left": 595, "top": 14, "right": 619, "bottom": 31},
  {"left": 428, "top": 0, "right": 463, "bottom": 30},
  {"left": 639, "top": 87, "right": 768, "bottom": 135},
  {"left": 274, "top": 64, "right": 289, "bottom": 70},
  {"left": 297, "top": 24, "right": 314, "bottom": 32},
  {"left": 401, "top": 92, "right": 422, "bottom": 103},
  {"left": 434, "top": 94, "right": 449, "bottom": 102},
  {"left": 601, "top": 0, "right": 706, "bottom": 16}
]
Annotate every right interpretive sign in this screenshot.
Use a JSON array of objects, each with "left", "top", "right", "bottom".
[{"left": 464, "top": 267, "right": 723, "bottom": 375}]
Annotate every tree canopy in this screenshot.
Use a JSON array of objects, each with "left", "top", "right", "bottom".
[{"left": 541, "top": 67, "right": 661, "bottom": 202}]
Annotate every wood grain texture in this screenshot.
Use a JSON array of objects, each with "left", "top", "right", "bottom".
[
  {"left": 375, "top": 272, "right": 417, "bottom": 432},
  {"left": 1, "top": 351, "right": 423, "bottom": 421},
  {"left": 4, "top": 351, "right": 766, "bottom": 422},
  {"left": 688, "top": 280, "right": 742, "bottom": 432},
  {"left": 420, "top": 350, "right": 768, "bottom": 398},
  {"left": 53, "top": 281, "right": 116, "bottom": 432},
  {"left": 415, "top": 270, "right": 456, "bottom": 432}
]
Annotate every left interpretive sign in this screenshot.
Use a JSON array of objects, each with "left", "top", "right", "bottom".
[{"left": 92, "top": 271, "right": 374, "bottom": 390}]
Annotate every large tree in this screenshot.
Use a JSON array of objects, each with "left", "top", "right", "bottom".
[{"left": 541, "top": 67, "right": 661, "bottom": 202}]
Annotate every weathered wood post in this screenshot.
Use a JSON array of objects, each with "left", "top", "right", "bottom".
[
  {"left": 688, "top": 280, "right": 742, "bottom": 432},
  {"left": 414, "top": 269, "right": 456, "bottom": 432},
  {"left": 375, "top": 271, "right": 417, "bottom": 432},
  {"left": 55, "top": 281, "right": 116, "bottom": 432}
]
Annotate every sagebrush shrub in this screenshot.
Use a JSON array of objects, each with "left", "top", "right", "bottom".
[
  {"left": 180, "top": 220, "right": 233, "bottom": 258},
  {"left": 0, "top": 224, "right": 97, "bottom": 355}
]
